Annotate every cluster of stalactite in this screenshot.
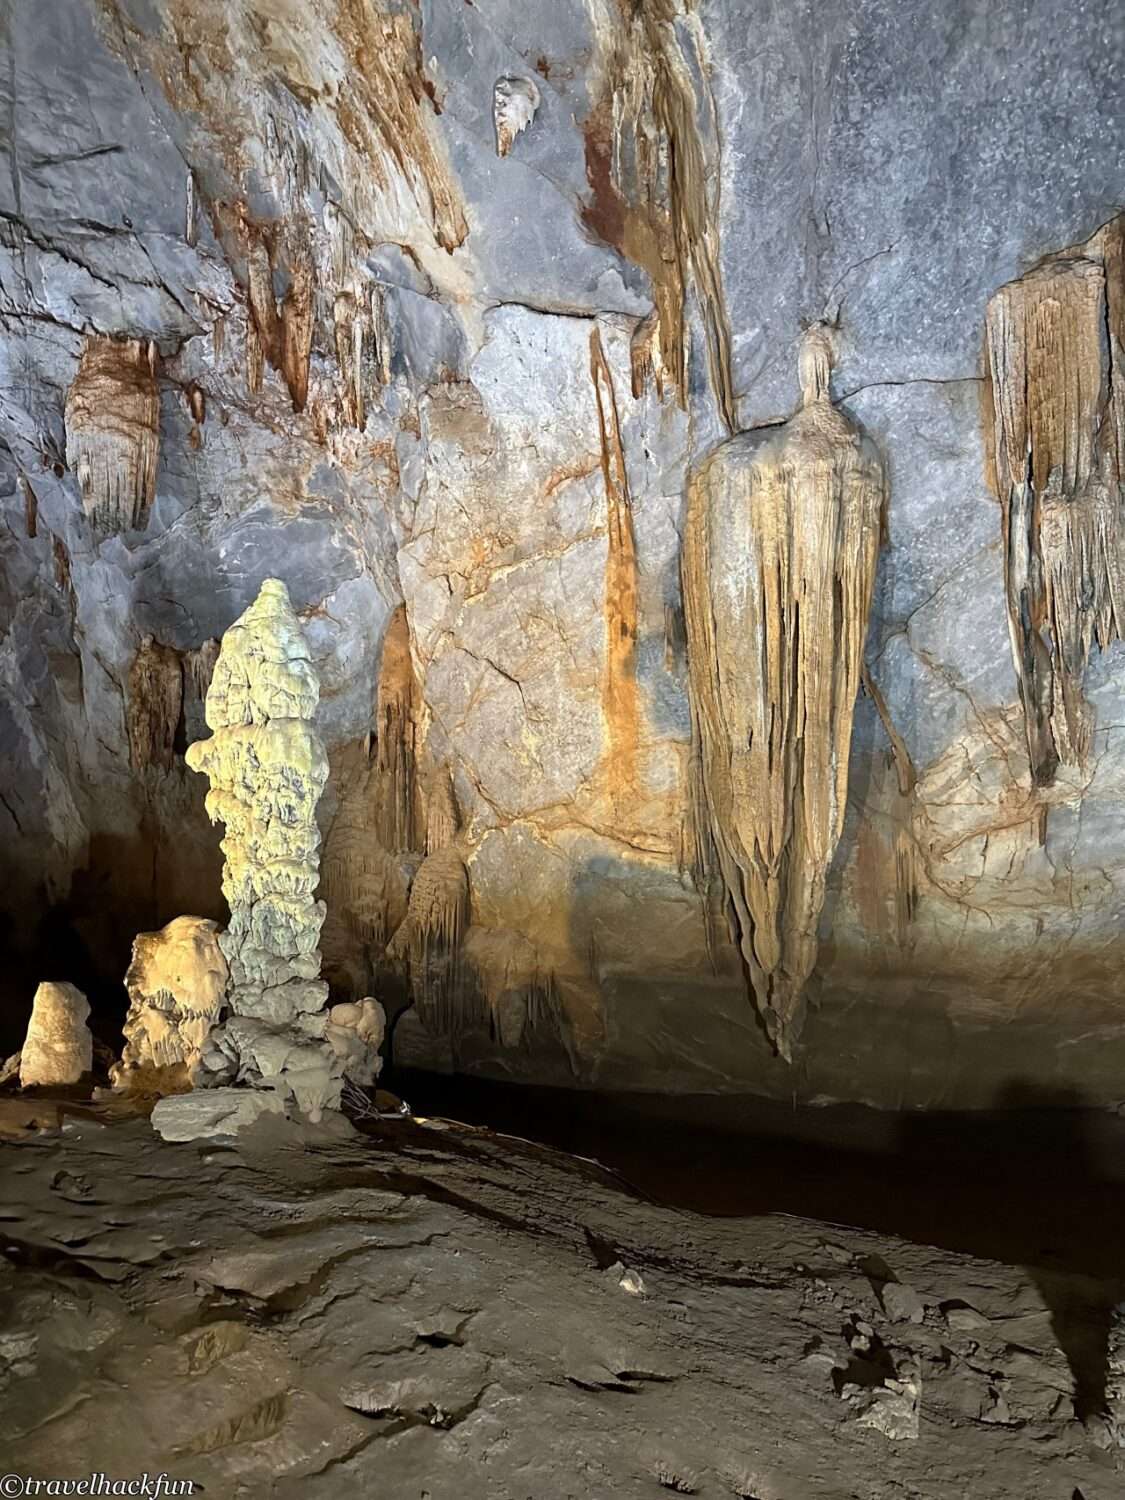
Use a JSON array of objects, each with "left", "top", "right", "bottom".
[
  {"left": 125, "top": 635, "right": 220, "bottom": 774},
  {"left": 984, "top": 213, "right": 1125, "bottom": 786},
  {"left": 64, "top": 336, "right": 160, "bottom": 535},
  {"left": 583, "top": 0, "right": 735, "bottom": 430},
  {"left": 682, "top": 325, "right": 886, "bottom": 1059}
]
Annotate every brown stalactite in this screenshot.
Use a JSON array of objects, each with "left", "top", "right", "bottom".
[
  {"left": 320, "top": 740, "right": 409, "bottom": 995},
  {"left": 374, "top": 605, "right": 423, "bottom": 854},
  {"left": 583, "top": 0, "right": 735, "bottom": 431},
  {"left": 21, "top": 477, "right": 37, "bottom": 539},
  {"left": 127, "top": 635, "right": 184, "bottom": 773},
  {"left": 64, "top": 336, "right": 160, "bottom": 536},
  {"left": 184, "top": 639, "right": 220, "bottom": 704},
  {"left": 682, "top": 325, "right": 886, "bottom": 1058},
  {"left": 858, "top": 665, "right": 919, "bottom": 948},
  {"left": 984, "top": 213, "right": 1125, "bottom": 786},
  {"left": 590, "top": 327, "right": 640, "bottom": 795},
  {"left": 425, "top": 765, "right": 460, "bottom": 856}
]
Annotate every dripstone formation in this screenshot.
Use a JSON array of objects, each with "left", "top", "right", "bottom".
[
  {"left": 111, "top": 916, "right": 228, "bottom": 1093},
  {"left": 18, "top": 982, "right": 92, "bottom": 1088},
  {"left": 683, "top": 325, "right": 886, "bottom": 1059},
  {"left": 163, "top": 577, "right": 381, "bottom": 1126}
]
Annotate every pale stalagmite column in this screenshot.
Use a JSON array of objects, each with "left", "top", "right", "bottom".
[
  {"left": 682, "top": 325, "right": 886, "bottom": 1060},
  {"left": 168, "top": 577, "right": 380, "bottom": 1124}
]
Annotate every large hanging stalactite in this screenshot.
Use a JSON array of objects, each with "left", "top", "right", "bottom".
[
  {"left": 64, "top": 336, "right": 160, "bottom": 536},
  {"left": 682, "top": 324, "right": 886, "bottom": 1059},
  {"left": 983, "top": 213, "right": 1125, "bottom": 787}
]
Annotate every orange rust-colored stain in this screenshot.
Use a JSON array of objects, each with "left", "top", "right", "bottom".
[{"left": 589, "top": 328, "right": 639, "bottom": 797}]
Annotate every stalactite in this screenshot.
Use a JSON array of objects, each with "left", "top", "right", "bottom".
[
  {"left": 590, "top": 327, "right": 640, "bottom": 793},
  {"left": 463, "top": 927, "right": 564, "bottom": 1050},
  {"left": 280, "top": 254, "right": 315, "bottom": 413},
  {"left": 859, "top": 665, "right": 918, "bottom": 946},
  {"left": 583, "top": 0, "right": 735, "bottom": 429},
  {"left": 630, "top": 309, "right": 666, "bottom": 402},
  {"left": 232, "top": 211, "right": 316, "bottom": 413},
  {"left": 374, "top": 605, "right": 422, "bottom": 853},
  {"left": 387, "top": 768, "right": 478, "bottom": 1035},
  {"left": 184, "top": 639, "right": 220, "bottom": 703},
  {"left": 682, "top": 324, "right": 886, "bottom": 1058},
  {"left": 425, "top": 765, "right": 459, "bottom": 856},
  {"left": 493, "top": 75, "right": 540, "bottom": 157},
  {"left": 983, "top": 213, "right": 1125, "bottom": 786},
  {"left": 20, "top": 476, "right": 37, "bottom": 538},
  {"left": 127, "top": 635, "right": 184, "bottom": 773},
  {"left": 64, "top": 336, "right": 160, "bottom": 535},
  {"left": 332, "top": 283, "right": 393, "bottom": 429},
  {"left": 319, "top": 741, "right": 409, "bottom": 994},
  {"left": 52, "top": 535, "right": 71, "bottom": 593}
]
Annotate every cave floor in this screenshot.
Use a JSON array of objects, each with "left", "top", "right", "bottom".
[{"left": 1, "top": 1105, "right": 1123, "bottom": 1499}]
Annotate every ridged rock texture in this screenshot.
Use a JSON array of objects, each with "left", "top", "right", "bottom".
[
  {"left": 111, "top": 914, "right": 228, "bottom": 1092},
  {"left": 683, "top": 325, "right": 885, "bottom": 1058},
  {"left": 1, "top": 0, "right": 1125, "bottom": 1110}
]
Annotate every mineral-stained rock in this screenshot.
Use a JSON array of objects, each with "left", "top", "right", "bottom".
[
  {"left": 682, "top": 325, "right": 885, "bottom": 1059},
  {"left": 111, "top": 916, "right": 229, "bottom": 1093},
  {"left": 64, "top": 336, "right": 160, "bottom": 536},
  {"left": 19, "top": 983, "right": 92, "bottom": 1088}
]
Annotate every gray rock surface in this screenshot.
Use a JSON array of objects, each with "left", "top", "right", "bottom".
[
  {"left": 0, "top": 0, "right": 1123, "bottom": 1108},
  {"left": 1, "top": 1114, "right": 1121, "bottom": 1495}
]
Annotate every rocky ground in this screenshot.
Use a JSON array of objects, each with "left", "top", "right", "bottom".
[{"left": 1, "top": 1104, "right": 1123, "bottom": 1498}]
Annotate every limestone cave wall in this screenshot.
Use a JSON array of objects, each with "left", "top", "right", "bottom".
[{"left": 1, "top": 0, "right": 1123, "bottom": 1109}]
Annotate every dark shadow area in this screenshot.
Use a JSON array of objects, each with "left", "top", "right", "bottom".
[{"left": 393, "top": 1065, "right": 1125, "bottom": 1425}]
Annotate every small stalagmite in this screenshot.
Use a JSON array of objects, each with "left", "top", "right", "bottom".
[
  {"left": 983, "top": 213, "right": 1125, "bottom": 785},
  {"left": 111, "top": 916, "right": 229, "bottom": 1093},
  {"left": 682, "top": 324, "right": 886, "bottom": 1059},
  {"left": 19, "top": 982, "right": 92, "bottom": 1088},
  {"left": 64, "top": 336, "right": 160, "bottom": 535}
]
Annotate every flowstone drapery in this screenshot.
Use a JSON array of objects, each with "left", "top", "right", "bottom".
[
  {"left": 168, "top": 577, "right": 381, "bottom": 1124},
  {"left": 984, "top": 213, "right": 1125, "bottom": 786},
  {"left": 682, "top": 325, "right": 886, "bottom": 1059}
]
